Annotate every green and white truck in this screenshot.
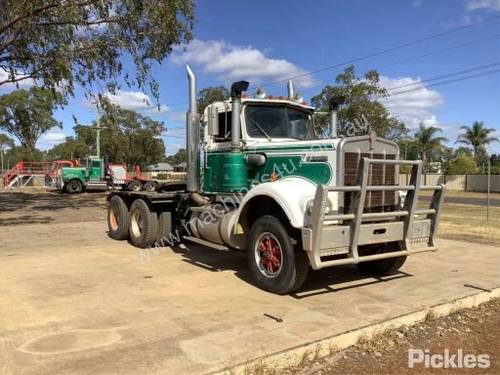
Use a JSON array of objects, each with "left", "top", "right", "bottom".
[
  {"left": 57, "top": 157, "right": 158, "bottom": 193},
  {"left": 106, "top": 65, "right": 445, "bottom": 294}
]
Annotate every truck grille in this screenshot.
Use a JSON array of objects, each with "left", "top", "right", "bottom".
[{"left": 344, "top": 152, "right": 396, "bottom": 213}]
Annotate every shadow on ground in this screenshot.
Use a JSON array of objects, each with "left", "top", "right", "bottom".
[
  {"left": 0, "top": 215, "right": 53, "bottom": 226},
  {"left": 149, "top": 240, "right": 413, "bottom": 297},
  {"left": 0, "top": 191, "right": 107, "bottom": 213}
]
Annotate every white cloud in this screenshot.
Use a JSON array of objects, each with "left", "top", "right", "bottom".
[
  {"left": 165, "top": 141, "right": 183, "bottom": 155},
  {"left": 171, "top": 39, "right": 314, "bottom": 88},
  {"left": 0, "top": 68, "right": 34, "bottom": 88},
  {"left": 467, "top": 0, "right": 500, "bottom": 11},
  {"left": 380, "top": 76, "right": 444, "bottom": 129},
  {"left": 38, "top": 127, "right": 66, "bottom": 149},
  {"left": 440, "top": 14, "right": 483, "bottom": 28},
  {"left": 412, "top": 0, "right": 423, "bottom": 8},
  {"left": 103, "top": 90, "right": 169, "bottom": 114}
]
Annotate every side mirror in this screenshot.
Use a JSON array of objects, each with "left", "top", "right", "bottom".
[
  {"left": 207, "top": 106, "right": 219, "bottom": 136},
  {"left": 246, "top": 153, "right": 266, "bottom": 167}
]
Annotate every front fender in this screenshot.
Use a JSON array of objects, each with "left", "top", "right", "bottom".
[{"left": 235, "top": 177, "right": 317, "bottom": 229}]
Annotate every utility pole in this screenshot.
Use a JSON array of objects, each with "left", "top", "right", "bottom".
[
  {"left": 487, "top": 158, "right": 491, "bottom": 224},
  {"left": 96, "top": 117, "right": 101, "bottom": 158}
]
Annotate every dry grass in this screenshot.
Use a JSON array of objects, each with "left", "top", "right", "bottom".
[
  {"left": 437, "top": 203, "right": 500, "bottom": 245},
  {"left": 419, "top": 189, "right": 500, "bottom": 199}
]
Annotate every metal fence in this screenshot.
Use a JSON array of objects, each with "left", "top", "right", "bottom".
[{"left": 399, "top": 174, "right": 500, "bottom": 192}]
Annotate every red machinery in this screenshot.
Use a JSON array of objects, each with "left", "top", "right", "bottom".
[
  {"left": 2, "top": 160, "right": 79, "bottom": 188},
  {"left": 106, "top": 164, "right": 159, "bottom": 192}
]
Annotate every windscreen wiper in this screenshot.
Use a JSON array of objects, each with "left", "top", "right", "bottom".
[{"left": 249, "top": 118, "right": 271, "bottom": 141}]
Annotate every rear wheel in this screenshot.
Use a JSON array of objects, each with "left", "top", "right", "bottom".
[
  {"left": 143, "top": 181, "right": 158, "bottom": 192},
  {"left": 65, "top": 179, "right": 83, "bottom": 194},
  {"left": 128, "top": 199, "right": 158, "bottom": 248},
  {"left": 107, "top": 195, "right": 129, "bottom": 240},
  {"left": 127, "top": 180, "right": 142, "bottom": 192},
  {"left": 247, "top": 215, "right": 309, "bottom": 294},
  {"left": 357, "top": 242, "right": 407, "bottom": 275}
]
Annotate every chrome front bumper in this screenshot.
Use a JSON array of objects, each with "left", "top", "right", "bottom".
[{"left": 301, "top": 157, "right": 445, "bottom": 270}]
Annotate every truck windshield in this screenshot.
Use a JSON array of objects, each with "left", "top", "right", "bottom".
[{"left": 246, "top": 105, "right": 316, "bottom": 140}]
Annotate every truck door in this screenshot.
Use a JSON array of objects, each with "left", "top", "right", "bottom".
[{"left": 89, "top": 159, "right": 103, "bottom": 181}]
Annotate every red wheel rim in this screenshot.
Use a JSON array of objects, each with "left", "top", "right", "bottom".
[{"left": 255, "top": 233, "right": 283, "bottom": 277}]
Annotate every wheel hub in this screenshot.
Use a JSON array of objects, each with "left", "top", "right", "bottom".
[{"left": 255, "top": 233, "right": 283, "bottom": 277}]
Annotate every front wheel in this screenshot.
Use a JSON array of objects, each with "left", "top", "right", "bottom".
[
  {"left": 247, "top": 215, "right": 309, "bottom": 294},
  {"left": 65, "top": 179, "right": 83, "bottom": 194}
]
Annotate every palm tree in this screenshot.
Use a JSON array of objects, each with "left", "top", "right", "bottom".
[
  {"left": 456, "top": 121, "right": 498, "bottom": 165},
  {"left": 414, "top": 123, "right": 447, "bottom": 172}
]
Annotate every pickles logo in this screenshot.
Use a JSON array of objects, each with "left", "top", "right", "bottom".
[{"left": 408, "top": 349, "right": 490, "bottom": 369}]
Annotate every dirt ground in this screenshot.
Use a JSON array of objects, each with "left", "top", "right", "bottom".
[
  {"left": 277, "top": 299, "right": 499, "bottom": 374},
  {"left": 0, "top": 190, "right": 107, "bottom": 226},
  {"left": 0, "top": 189, "right": 498, "bottom": 374}
]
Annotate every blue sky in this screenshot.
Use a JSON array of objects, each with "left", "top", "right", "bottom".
[{"left": 1, "top": 0, "right": 499, "bottom": 155}]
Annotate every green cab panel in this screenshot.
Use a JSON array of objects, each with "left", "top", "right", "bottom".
[
  {"left": 61, "top": 167, "right": 87, "bottom": 184},
  {"left": 203, "top": 143, "right": 333, "bottom": 193},
  {"left": 204, "top": 152, "right": 248, "bottom": 193}
]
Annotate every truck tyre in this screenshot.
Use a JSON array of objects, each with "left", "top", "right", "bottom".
[
  {"left": 65, "top": 179, "right": 83, "bottom": 194},
  {"left": 156, "top": 211, "right": 172, "bottom": 244},
  {"left": 107, "top": 195, "right": 130, "bottom": 240},
  {"left": 129, "top": 199, "right": 158, "bottom": 248},
  {"left": 127, "top": 180, "right": 142, "bottom": 192},
  {"left": 143, "top": 181, "right": 158, "bottom": 192},
  {"left": 248, "top": 215, "right": 309, "bottom": 294},
  {"left": 357, "top": 243, "right": 407, "bottom": 275}
]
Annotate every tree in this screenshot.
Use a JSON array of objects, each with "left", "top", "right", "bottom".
[
  {"left": 197, "top": 86, "right": 230, "bottom": 116},
  {"left": 47, "top": 136, "right": 89, "bottom": 160},
  {"left": 456, "top": 121, "right": 498, "bottom": 166},
  {"left": 4, "top": 145, "right": 46, "bottom": 166},
  {"left": 0, "top": 133, "right": 14, "bottom": 170},
  {"left": 311, "top": 65, "right": 408, "bottom": 141},
  {"left": 0, "top": 133, "right": 14, "bottom": 151},
  {"left": 0, "top": 0, "right": 194, "bottom": 100},
  {"left": 413, "top": 123, "right": 447, "bottom": 172},
  {"left": 73, "top": 100, "right": 166, "bottom": 168},
  {"left": 165, "top": 148, "right": 186, "bottom": 165},
  {"left": 0, "top": 87, "right": 64, "bottom": 151},
  {"left": 446, "top": 155, "right": 479, "bottom": 175}
]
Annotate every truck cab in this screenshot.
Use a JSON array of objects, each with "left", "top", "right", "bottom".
[{"left": 59, "top": 156, "right": 106, "bottom": 193}]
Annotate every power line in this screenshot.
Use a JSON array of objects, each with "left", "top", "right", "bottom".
[
  {"left": 387, "top": 61, "right": 500, "bottom": 93},
  {"left": 304, "top": 33, "right": 500, "bottom": 93},
  {"left": 165, "top": 62, "right": 500, "bottom": 130},
  {"left": 252, "top": 14, "right": 500, "bottom": 91},
  {"left": 385, "top": 68, "right": 500, "bottom": 98},
  {"left": 374, "top": 33, "right": 500, "bottom": 71}
]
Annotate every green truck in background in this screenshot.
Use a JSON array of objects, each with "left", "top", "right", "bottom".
[{"left": 57, "top": 156, "right": 158, "bottom": 193}]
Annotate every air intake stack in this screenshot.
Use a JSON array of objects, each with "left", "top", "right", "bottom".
[{"left": 186, "top": 65, "right": 200, "bottom": 192}]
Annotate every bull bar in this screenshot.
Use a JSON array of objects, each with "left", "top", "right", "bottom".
[{"left": 301, "top": 157, "right": 446, "bottom": 270}]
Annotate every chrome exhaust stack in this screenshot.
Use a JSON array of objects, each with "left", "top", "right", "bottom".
[
  {"left": 186, "top": 65, "right": 200, "bottom": 192},
  {"left": 287, "top": 80, "right": 294, "bottom": 99},
  {"left": 230, "top": 81, "right": 249, "bottom": 152}
]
